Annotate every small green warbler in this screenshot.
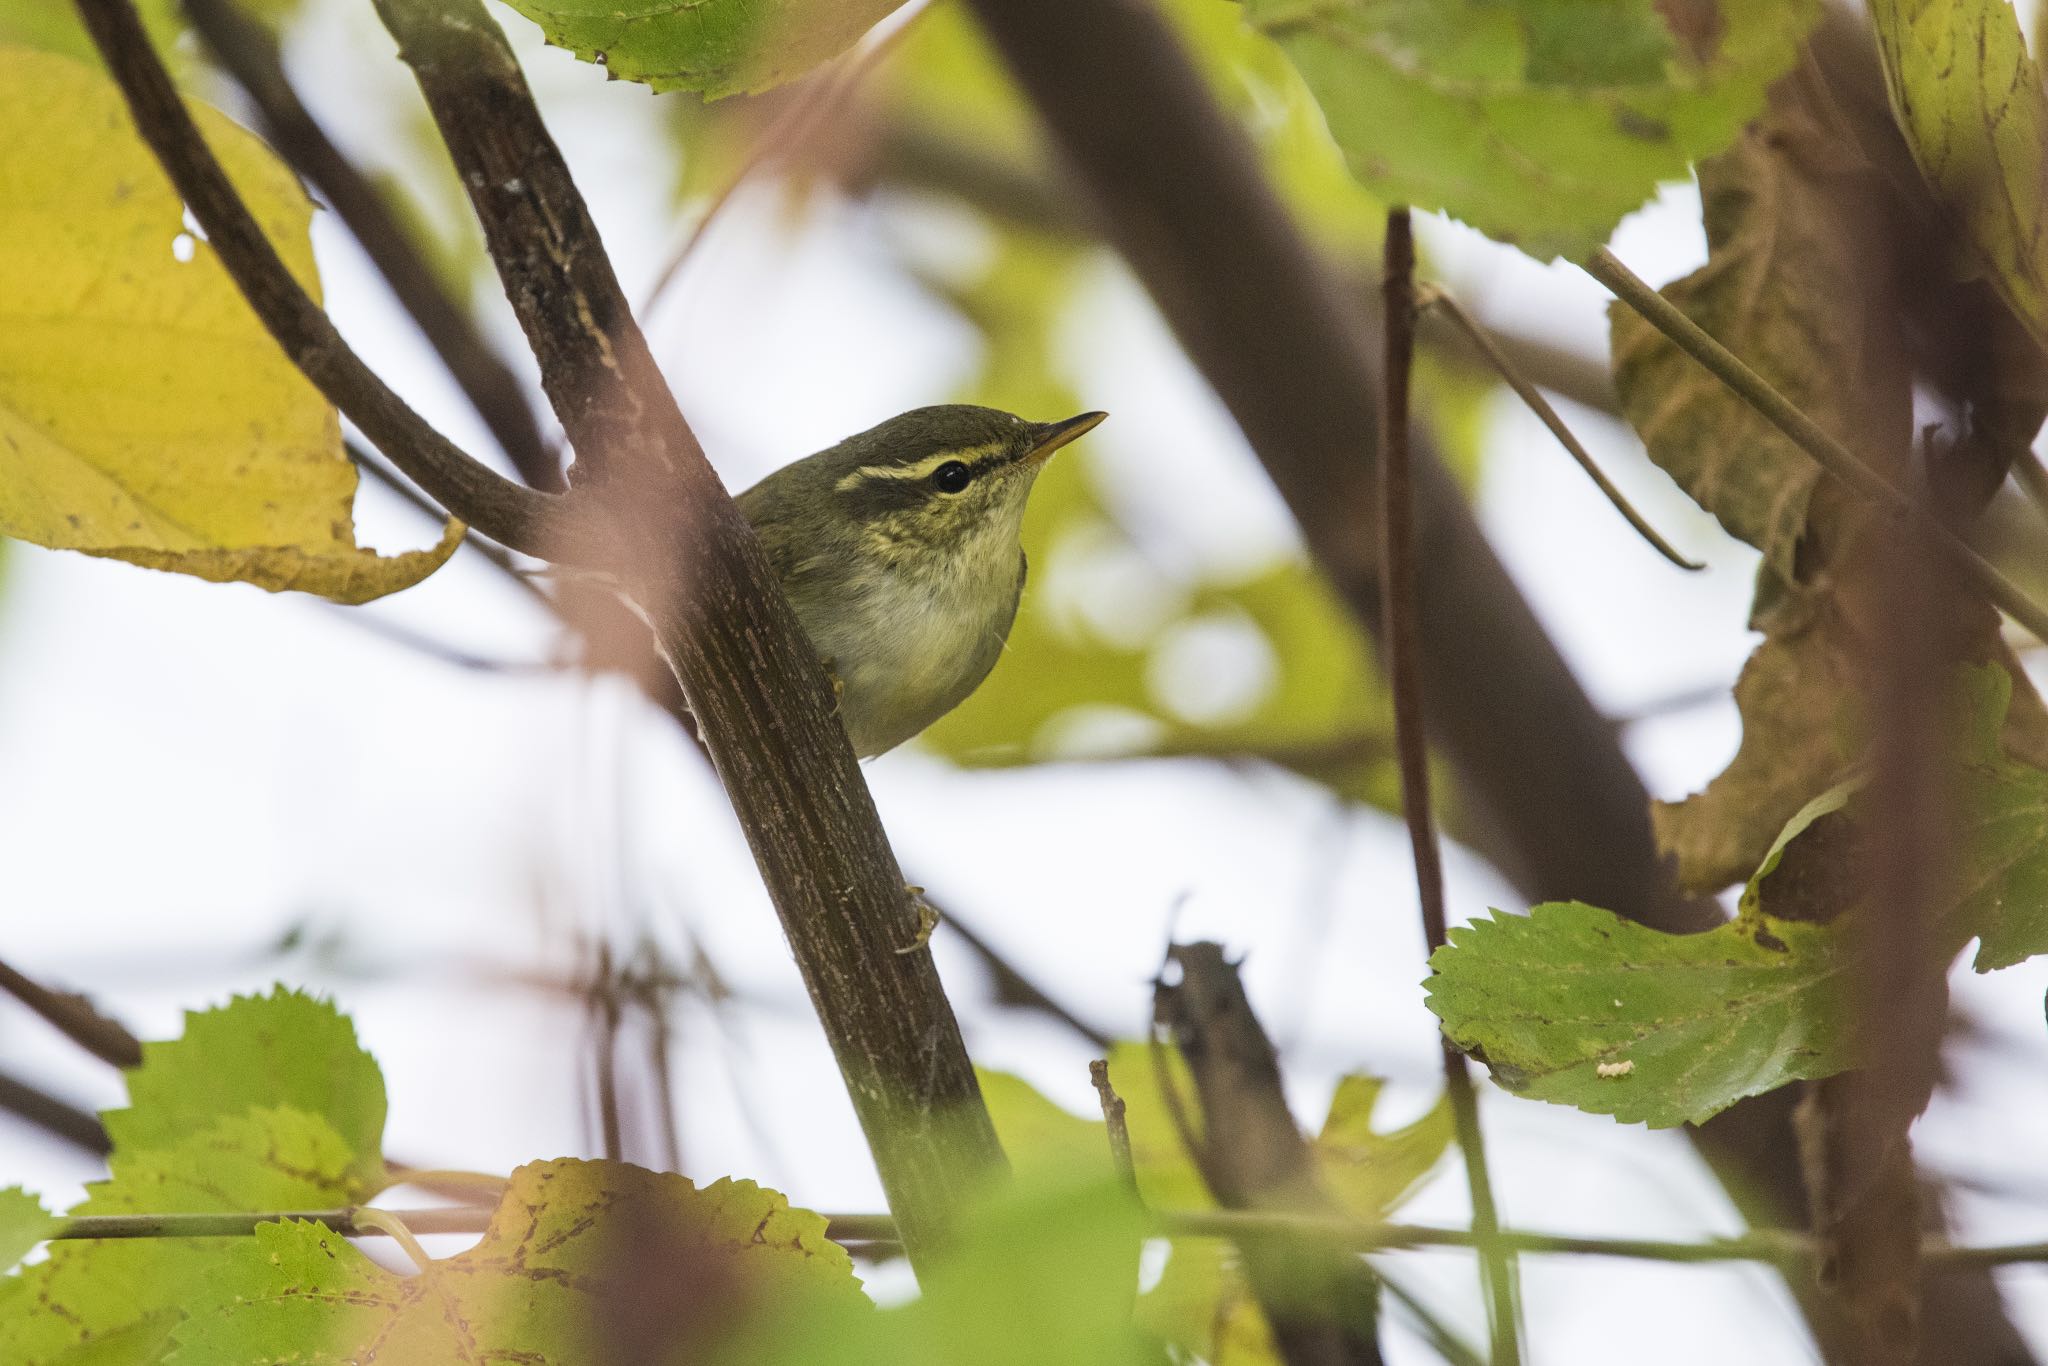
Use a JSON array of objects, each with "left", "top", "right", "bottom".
[{"left": 738, "top": 404, "right": 1106, "bottom": 757}]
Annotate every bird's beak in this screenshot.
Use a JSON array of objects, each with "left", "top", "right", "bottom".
[{"left": 1022, "top": 411, "right": 1108, "bottom": 467}]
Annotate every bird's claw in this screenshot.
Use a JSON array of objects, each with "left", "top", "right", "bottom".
[{"left": 895, "top": 886, "right": 940, "bottom": 954}]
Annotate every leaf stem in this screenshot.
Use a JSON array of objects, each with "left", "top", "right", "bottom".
[
  {"left": 1380, "top": 207, "right": 1520, "bottom": 1366},
  {"left": 1585, "top": 246, "right": 2048, "bottom": 642},
  {"left": 1416, "top": 285, "right": 1700, "bottom": 570}
]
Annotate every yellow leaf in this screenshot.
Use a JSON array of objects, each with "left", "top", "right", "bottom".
[
  {"left": 0, "top": 47, "right": 460, "bottom": 604},
  {"left": 1873, "top": 0, "right": 2048, "bottom": 348}
]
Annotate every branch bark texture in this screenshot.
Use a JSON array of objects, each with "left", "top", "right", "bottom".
[
  {"left": 369, "top": 0, "right": 1005, "bottom": 1266},
  {"left": 1159, "top": 943, "right": 1383, "bottom": 1366}
]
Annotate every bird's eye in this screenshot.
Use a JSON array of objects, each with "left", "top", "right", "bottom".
[{"left": 931, "top": 461, "right": 972, "bottom": 494}]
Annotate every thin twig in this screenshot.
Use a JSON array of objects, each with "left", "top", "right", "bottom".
[
  {"left": 1380, "top": 207, "right": 1520, "bottom": 1366},
  {"left": 640, "top": 4, "right": 926, "bottom": 322},
  {"left": 0, "top": 1071, "right": 110, "bottom": 1155},
  {"left": 179, "top": 0, "right": 560, "bottom": 490},
  {"left": 1417, "top": 285, "right": 1700, "bottom": 570},
  {"left": 44, "top": 1202, "right": 2048, "bottom": 1272},
  {"left": 1089, "top": 1058, "right": 1135, "bottom": 1192},
  {"left": 71, "top": 0, "right": 571, "bottom": 560},
  {"left": 346, "top": 440, "right": 553, "bottom": 606},
  {"left": 0, "top": 958, "right": 142, "bottom": 1069},
  {"left": 937, "top": 900, "right": 1113, "bottom": 1049},
  {"left": 1586, "top": 246, "right": 2048, "bottom": 644}
]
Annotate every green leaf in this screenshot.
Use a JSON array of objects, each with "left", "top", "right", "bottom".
[
  {"left": 1950, "top": 667, "right": 2048, "bottom": 970},
  {"left": 105, "top": 988, "right": 386, "bottom": 1194},
  {"left": 0, "top": 48, "right": 459, "bottom": 604},
  {"left": 1872, "top": 0, "right": 2048, "bottom": 351},
  {"left": 1312, "top": 1076, "right": 1452, "bottom": 1221},
  {"left": 0, "top": 1189, "right": 54, "bottom": 1274},
  {"left": 495, "top": 0, "right": 903, "bottom": 98},
  {"left": 1133, "top": 1237, "right": 1280, "bottom": 1366},
  {"left": 0, "top": 1107, "right": 362, "bottom": 1365},
  {"left": 1425, "top": 900, "right": 1853, "bottom": 1126},
  {"left": 169, "top": 1159, "right": 863, "bottom": 1365},
  {"left": 0, "top": 0, "right": 180, "bottom": 65},
  {"left": 1245, "top": 0, "right": 1819, "bottom": 259}
]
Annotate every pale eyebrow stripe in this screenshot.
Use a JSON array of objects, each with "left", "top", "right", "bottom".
[{"left": 833, "top": 440, "right": 1006, "bottom": 491}]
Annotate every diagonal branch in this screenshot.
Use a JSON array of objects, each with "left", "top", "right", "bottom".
[
  {"left": 72, "top": 0, "right": 567, "bottom": 559},
  {"left": 179, "top": 0, "right": 562, "bottom": 491},
  {"left": 367, "top": 0, "right": 1005, "bottom": 1267}
]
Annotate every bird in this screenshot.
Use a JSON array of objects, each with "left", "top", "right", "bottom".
[{"left": 737, "top": 403, "right": 1106, "bottom": 759}]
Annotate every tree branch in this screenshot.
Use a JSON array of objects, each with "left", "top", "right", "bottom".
[
  {"left": 1158, "top": 942, "right": 1383, "bottom": 1366},
  {"left": 179, "top": 0, "right": 562, "bottom": 491},
  {"left": 0, "top": 1071, "right": 110, "bottom": 1156},
  {"left": 72, "top": 0, "right": 569, "bottom": 560},
  {"left": 0, "top": 957, "right": 142, "bottom": 1069},
  {"left": 367, "top": 0, "right": 1004, "bottom": 1266},
  {"left": 1379, "top": 208, "right": 1519, "bottom": 1366}
]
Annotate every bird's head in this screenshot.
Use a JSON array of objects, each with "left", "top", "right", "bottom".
[{"left": 820, "top": 404, "right": 1106, "bottom": 575}]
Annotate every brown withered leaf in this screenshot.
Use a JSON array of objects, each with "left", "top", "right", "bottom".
[{"left": 1610, "top": 77, "right": 1907, "bottom": 580}]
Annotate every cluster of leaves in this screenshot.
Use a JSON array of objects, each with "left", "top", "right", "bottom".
[
  {"left": 0, "top": 994, "right": 1450, "bottom": 1364},
  {"left": 1428, "top": 665, "right": 2048, "bottom": 1126}
]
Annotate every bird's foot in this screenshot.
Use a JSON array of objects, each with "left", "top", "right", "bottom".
[{"left": 895, "top": 885, "right": 941, "bottom": 954}]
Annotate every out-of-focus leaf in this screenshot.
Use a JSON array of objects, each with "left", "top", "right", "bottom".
[
  {"left": 107, "top": 988, "right": 386, "bottom": 1193},
  {"left": 495, "top": 0, "right": 903, "bottom": 98},
  {"left": 168, "top": 1160, "right": 863, "bottom": 1364},
  {"left": 1313, "top": 1075, "right": 1451, "bottom": 1221},
  {"left": 0, "top": 1189, "right": 53, "bottom": 1275},
  {"left": 0, "top": 0, "right": 180, "bottom": 65},
  {"left": 0, "top": 48, "right": 459, "bottom": 604},
  {"left": 983, "top": 1052, "right": 1444, "bottom": 1365},
  {"left": 739, "top": 1174, "right": 1155, "bottom": 1366},
  {"left": 1134, "top": 1237, "right": 1280, "bottom": 1366},
  {"left": 1245, "top": 0, "right": 1819, "bottom": 260},
  {"left": 1872, "top": 0, "right": 2048, "bottom": 351},
  {"left": 1426, "top": 900, "right": 1852, "bottom": 1126},
  {"left": 1948, "top": 666, "right": 2048, "bottom": 969},
  {"left": 0, "top": 1108, "right": 362, "bottom": 1364}
]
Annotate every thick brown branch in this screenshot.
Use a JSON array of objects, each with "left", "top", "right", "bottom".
[
  {"left": 368, "top": 0, "right": 1004, "bottom": 1266},
  {"left": 180, "top": 0, "right": 561, "bottom": 491},
  {"left": 72, "top": 0, "right": 567, "bottom": 559},
  {"left": 1158, "top": 943, "right": 1382, "bottom": 1366}
]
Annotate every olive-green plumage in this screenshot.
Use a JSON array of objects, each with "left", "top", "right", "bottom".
[{"left": 737, "top": 403, "right": 1105, "bottom": 758}]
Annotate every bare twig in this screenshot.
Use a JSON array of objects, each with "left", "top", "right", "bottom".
[
  {"left": 1417, "top": 284, "right": 1700, "bottom": 570},
  {"left": 640, "top": 4, "right": 926, "bottom": 322},
  {"left": 179, "top": 0, "right": 560, "bottom": 490},
  {"left": 0, "top": 957, "right": 142, "bottom": 1069},
  {"left": 1587, "top": 246, "right": 2048, "bottom": 644},
  {"left": 1380, "top": 207, "right": 1520, "bottom": 1366},
  {"left": 0, "top": 1071, "right": 110, "bottom": 1155},
  {"left": 1088, "top": 1058, "right": 1135, "bottom": 1191},
  {"left": 71, "top": 0, "right": 571, "bottom": 559},
  {"left": 43, "top": 1198, "right": 2048, "bottom": 1275},
  {"left": 937, "top": 898, "right": 1113, "bottom": 1049}
]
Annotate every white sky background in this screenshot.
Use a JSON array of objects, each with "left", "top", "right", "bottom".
[{"left": 5, "top": 3, "right": 2048, "bottom": 1361}]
